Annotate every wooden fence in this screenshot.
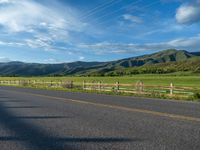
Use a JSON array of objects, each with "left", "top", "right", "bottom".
[
  {"left": 0, "top": 80, "right": 199, "bottom": 98},
  {"left": 82, "top": 81, "right": 199, "bottom": 97}
]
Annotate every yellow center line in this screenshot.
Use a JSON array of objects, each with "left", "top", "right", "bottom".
[{"left": 1, "top": 89, "right": 200, "bottom": 123}]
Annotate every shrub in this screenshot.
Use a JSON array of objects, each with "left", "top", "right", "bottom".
[{"left": 193, "top": 92, "right": 200, "bottom": 99}]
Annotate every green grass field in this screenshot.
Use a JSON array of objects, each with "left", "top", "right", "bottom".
[
  {"left": 0, "top": 74, "right": 200, "bottom": 87},
  {"left": 1, "top": 75, "right": 200, "bottom": 101}
]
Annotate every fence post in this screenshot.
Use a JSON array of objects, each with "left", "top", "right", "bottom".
[
  {"left": 140, "top": 81, "right": 144, "bottom": 93},
  {"left": 91, "top": 80, "right": 95, "bottom": 90},
  {"left": 58, "top": 80, "right": 61, "bottom": 87},
  {"left": 170, "top": 83, "right": 173, "bottom": 95},
  {"left": 71, "top": 81, "right": 73, "bottom": 89},
  {"left": 98, "top": 81, "right": 101, "bottom": 91},
  {"left": 116, "top": 81, "right": 119, "bottom": 92},
  {"left": 50, "top": 80, "right": 53, "bottom": 87},
  {"left": 83, "top": 80, "right": 85, "bottom": 89}
]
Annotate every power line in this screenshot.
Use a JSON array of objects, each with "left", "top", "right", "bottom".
[
  {"left": 80, "top": 0, "right": 122, "bottom": 21},
  {"left": 60, "top": 0, "right": 121, "bottom": 28},
  {"left": 90, "top": 0, "right": 142, "bottom": 23},
  {"left": 93, "top": 0, "right": 159, "bottom": 26}
]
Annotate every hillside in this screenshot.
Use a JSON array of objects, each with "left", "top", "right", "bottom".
[
  {"left": 108, "top": 49, "right": 195, "bottom": 67},
  {"left": 101, "top": 57, "right": 200, "bottom": 76},
  {"left": 0, "top": 49, "right": 200, "bottom": 76},
  {"left": 0, "top": 61, "right": 102, "bottom": 76},
  {"left": 75, "top": 49, "right": 200, "bottom": 75}
]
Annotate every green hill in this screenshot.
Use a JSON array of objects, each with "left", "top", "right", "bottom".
[
  {"left": 104, "top": 49, "right": 196, "bottom": 67},
  {"left": 0, "top": 61, "right": 102, "bottom": 76},
  {"left": 0, "top": 49, "right": 200, "bottom": 76},
  {"left": 75, "top": 49, "right": 200, "bottom": 76}
]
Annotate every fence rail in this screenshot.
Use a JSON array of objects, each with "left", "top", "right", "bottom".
[{"left": 0, "top": 80, "right": 199, "bottom": 98}]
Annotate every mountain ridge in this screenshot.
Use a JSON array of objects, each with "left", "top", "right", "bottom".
[{"left": 0, "top": 49, "right": 200, "bottom": 76}]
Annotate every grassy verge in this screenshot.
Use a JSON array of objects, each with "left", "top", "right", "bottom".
[
  {"left": 0, "top": 75, "right": 200, "bottom": 102},
  {"left": 1, "top": 83, "right": 199, "bottom": 102},
  {"left": 1, "top": 75, "right": 200, "bottom": 87}
]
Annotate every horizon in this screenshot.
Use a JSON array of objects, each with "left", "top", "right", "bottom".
[
  {"left": 0, "top": 49, "right": 196, "bottom": 64},
  {"left": 0, "top": 0, "right": 200, "bottom": 63}
]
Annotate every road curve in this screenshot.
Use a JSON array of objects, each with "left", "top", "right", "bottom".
[{"left": 0, "top": 86, "right": 199, "bottom": 150}]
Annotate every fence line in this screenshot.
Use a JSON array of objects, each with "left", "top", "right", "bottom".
[{"left": 0, "top": 80, "right": 199, "bottom": 97}]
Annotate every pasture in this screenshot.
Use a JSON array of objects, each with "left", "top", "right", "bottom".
[{"left": 0, "top": 75, "right": 200, "bottom": 87}]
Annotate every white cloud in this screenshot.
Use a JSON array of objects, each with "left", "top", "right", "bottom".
[
  {"left": 0, "top": 0, "right": 12, "bottom": 4},
  {"left": 25, "top": 38, "right": 53, "bottom": 51},
  {"left": 0, "top": 57, "right": 11, "bottom": 62},
  {"left": 79, "top": 56, "right": 85, "bottom": 60},
  {"left": 123, "top": 14, "right": 143, "bottom": 24},
  {"left": 167, "top": 35, "right": 200, "bottom": 49},
  {"left": 80, "top": 34, "right": 200, "bottom": 54},
  {"left": 176, "top": 1, "right": 200, "bottom": 24},
  {"left": 0, "top": 40, "right": 24, "bottom": 46},
  {"left": 43, "top": 58, "right": 64, "bottom": 64},
  {"left": 0, "top": 0, "right": 88, "bottom": 51},
  {"left": 0, "top": 0, "right": 85, "bottom": 33}
]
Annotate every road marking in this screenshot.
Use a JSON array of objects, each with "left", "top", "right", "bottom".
[{"left": 1, "top": 89, "right": 200, "bottom": 123}]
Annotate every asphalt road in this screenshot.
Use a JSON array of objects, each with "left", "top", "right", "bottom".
[{"left": 0, "top": 86, "right": 199, "bottom": 150}]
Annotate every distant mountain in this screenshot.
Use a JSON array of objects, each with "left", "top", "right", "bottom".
[
  {"left": 74, "top": 49, "right": 200, "bottom": 75},
  {"left": 0, "top": 49, "right": 200, "bottom": 76},
  {"left": 0, "top": 61, "right": 102, "bottom": 76},
  {"left": 106, "top": 49, "right": 196, "bottom": 67}
]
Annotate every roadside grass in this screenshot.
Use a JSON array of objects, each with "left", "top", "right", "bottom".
[
  {"left": 5, "top": 84, "right": 200, "bottom": 102},
  {"left": 1, "top": 75, "right": 200, "bottom": 87},
  {"left": 0, "top": 75, "right": 200, "bottom": 102}
]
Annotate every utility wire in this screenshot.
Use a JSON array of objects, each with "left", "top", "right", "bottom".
[
  {"left": 92, "top": 0, "right": 142, "bottom": 22},
  {"left": 93, "top": 0, "right": 159, "bottom": 26},
  {"left": 80, "top": 0, "right": 122, "bottom": 21}
]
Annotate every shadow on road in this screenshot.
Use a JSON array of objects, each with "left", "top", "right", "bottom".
[
  {"left": 15, "top": 116, "right": 70, "bottom": 119},
  {"left": 3, "top": 106, "right": 42, "bottom": 109},
  {"left": 0, "top": 101, "right": 138, "bottom": 150},
  {"left": 0, "top": 96, "right": 10, "bottom": 98},
  {"left": 0, "top": 100, "right": 27, "bottom": 102},
  {"left": 0, "top": 136, "right": 136, "bottom": 143},
  {"left": 4, "top": 106, "right": 42, "bottom": 109}
]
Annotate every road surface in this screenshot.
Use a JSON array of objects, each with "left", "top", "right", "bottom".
[{"left": 0, "top": 86, "right": 199, "bottom": 150}]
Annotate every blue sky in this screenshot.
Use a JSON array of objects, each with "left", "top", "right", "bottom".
[{"left": 0, "top": 0, "right": 200, "bottom": 63}]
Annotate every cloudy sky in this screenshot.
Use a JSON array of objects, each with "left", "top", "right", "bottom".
[{"left": 0, "top": 0, "right": 200, "bottom": 63}]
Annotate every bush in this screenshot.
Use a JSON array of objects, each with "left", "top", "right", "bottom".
[{"left": 193, "top": 92, "right": 200, "bottom": 99}]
